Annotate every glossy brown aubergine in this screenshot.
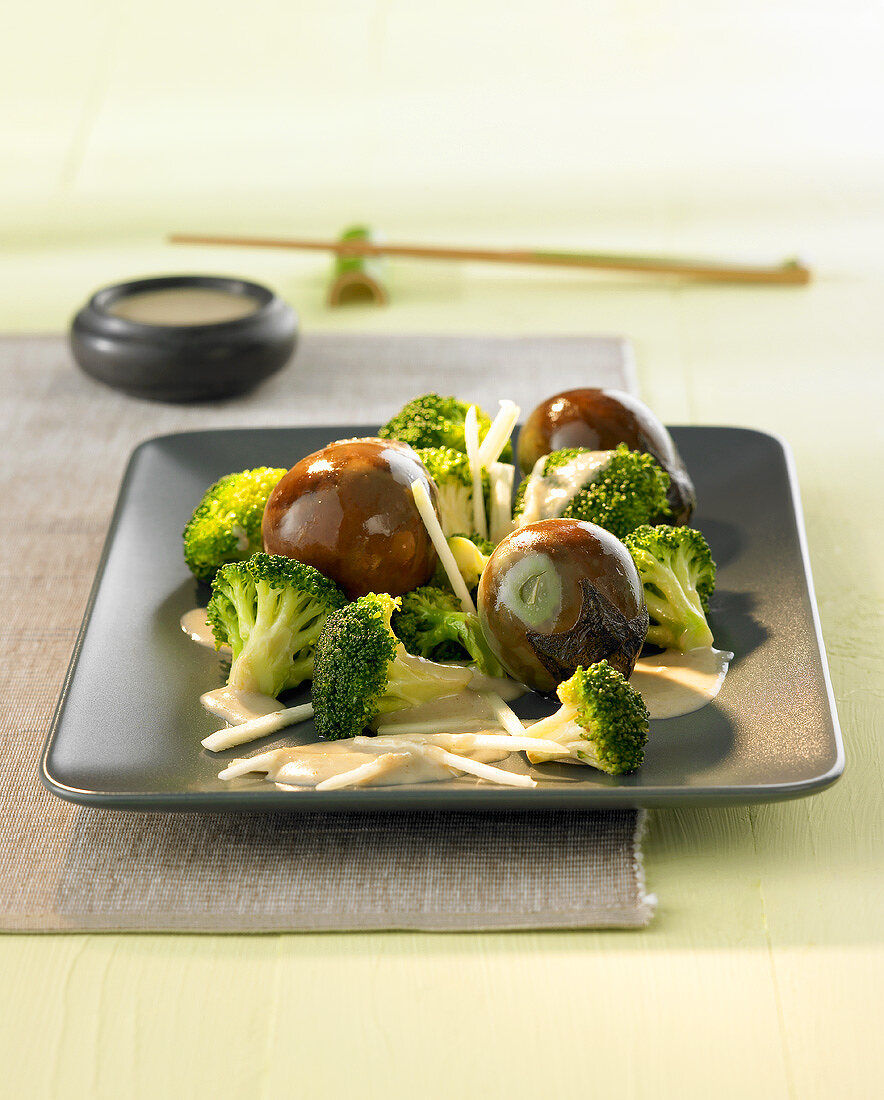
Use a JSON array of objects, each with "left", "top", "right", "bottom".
[
  {"left": 263, "top": 437, "right": 439, "bottom": 599},
  {"left": 517, "top": 388, "right": 695, "bottom": 524},
  {"left": 477, "top": 518, "right": 649, "bottom": 694}
]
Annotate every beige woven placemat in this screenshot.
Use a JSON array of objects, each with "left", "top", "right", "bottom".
[{"left": 0, "top": 332, "right": 655, "bottom": 931}]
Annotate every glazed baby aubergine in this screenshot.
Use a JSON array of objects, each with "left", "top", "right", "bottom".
[
  {"left": 477, "top": 518, "right": 649, "bottom": 694},
  {"left": 262, "top": 438, "right": 439, "bottom": 599},
  {"left": 517, "top": 387, "right": 695, "bottom": 524}
]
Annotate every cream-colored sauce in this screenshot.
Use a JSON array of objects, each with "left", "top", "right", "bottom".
[
  {"left": 286, "top": 744, "right": 507, "bottom": 787},
  {"left": 109, "top": 287, "right": 260, "bottom": 326},
  {"left": 466, "top": 670, "right": 527, "bottom": 702},
  {"left": 395, "top": 648, "right": 474, "bottom": 693},
  {"left": 200, "top": 686, "right": 284, "bottom": 725},
  {"left": 631, "top": 646, "right": 733, "bottom": 719},
  {"left": 222, "top": 738, "right": 512, "bottom": 789},
  {"left": 374, "top": 690, "right": 497, "bottom": 734},
  {"left": 372, "top": 682, "right": 526, "bottom": 736},
  {"left": 191, "top": 626, "right": 728, "bottom": 792},
  {"left": 180, "top": 608, "right": 230, "bottom": 653},
  {"left": 518, "top": 450, "right": 612, "bottom": 525},
  {"left": 212, "top": 649, "right": 732, "bottom": 789}
]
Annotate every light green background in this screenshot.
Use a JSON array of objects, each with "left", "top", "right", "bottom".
[{"left": 2, "top": 1, "right": 883, "bottom": 1097}]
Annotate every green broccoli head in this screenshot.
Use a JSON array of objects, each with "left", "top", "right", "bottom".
[
  {"left": 415, "top": 446, "right": 492, "bottom": 538},
  {"left": 183, "top": 467, "right": 287, "bottom": 582},
  {"left": 393, "top": 585, "right": 507, "bottom": 678},
  {"left": 312, "top": 593, "right": 473, "bottom": 740},
  {"left": 378, "top": 393, "right": 512, "bottom": 461},
  {"left": 561, "top": 445, "right": 671, "bottom": 537},
  {"left": 513, "top": 444, "right": 671, "bottom": 540},
  {"left": 525, "top": 661, "right": 650, "bottom": 773},
  {"left": 415, "top": 445, "right": 472, "bottom": 487},
  {"left": 622, "top": 524, "right": 716, "bottom": 651},
  {"left": 206, "top": 552, "right": 347, "bottom": 697}
]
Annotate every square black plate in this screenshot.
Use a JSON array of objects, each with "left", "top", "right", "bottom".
[{"left": 40, "top": 426, "right": 844, "bottom": 810}]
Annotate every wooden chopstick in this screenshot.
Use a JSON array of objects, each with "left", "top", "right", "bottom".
[{"left": 168, "top": 233, "right": 811, "bottom": 286}]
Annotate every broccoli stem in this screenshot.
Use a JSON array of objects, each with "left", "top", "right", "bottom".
[
  {"left": 637, "top": 556, "right": 713, "bottom": 650},
  {"left": 464, "top": 406, "right": 489, "bottom": 540},
  {"left": 435, "top": 482, "right": 474, "bottom": 538},
  {"left": 377, "top": 647, "right": 473, "bottom": 716},
  {"left": 227, "top": 585, "right": 328, "bottom": 693},
  {"left": 523, "top": 704, "right": 607, "bottom": 767}
]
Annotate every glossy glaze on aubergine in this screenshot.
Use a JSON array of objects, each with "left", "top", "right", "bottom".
[
  {"left": 477, "top": 518, "right": 649, "bottom": 694},
  {"left": 517, "top": 387, "right": 695, "bottom": 524},
  {"left": 262, "top": 438, "right": 438, "bottom": 599}
]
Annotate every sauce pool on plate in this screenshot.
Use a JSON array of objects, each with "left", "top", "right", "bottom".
[{"left": 631, "top": 646, "right": 733, "bottom": 719}]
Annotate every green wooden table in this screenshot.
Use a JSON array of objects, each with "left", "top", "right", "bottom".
[{"left": 2, "top": 0, "right": 882, "bottom": 1094}]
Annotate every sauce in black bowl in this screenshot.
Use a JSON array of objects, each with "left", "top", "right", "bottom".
[{"left": 70, "top": 274, "right": 298, "bottom": 402}]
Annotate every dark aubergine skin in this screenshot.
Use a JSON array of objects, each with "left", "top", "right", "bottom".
[
  {"left": 477, "top": 519, "right": 649, "bottom": 694},
  {"left": 262, "top": 438, "right": 439, "bottom": 599},
  {"left": 517, "top": 388, "right": 695, "bottom": 524}
]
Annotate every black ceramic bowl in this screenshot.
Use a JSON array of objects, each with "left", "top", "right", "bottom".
[{"left": 70, "top": 275, "right": 298, "bottom": 402}]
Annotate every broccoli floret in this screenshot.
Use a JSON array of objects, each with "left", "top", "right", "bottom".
[
  {"left": 622, "top": 524, "right": 716, "bottom": 651},
  {"left": 561, "top": 445, "right": 671, "bottom": 536},
  {"left": 416, "top": 445, "right": 472, "bottom": 487},
  {"left": 379, "top": 393, "right": 512, "bottom": 461},
  {"left": 206, "top": 553, "right": 347, "bottom": 697},
  {"left": 183, "top": 467, "right": 287, "bottom": 582},
  {"left": 393, "top": 585, "right": 507, "bottom": 678},
  {"left": 525, "top": 662, "right": 649, "bottom": 773},
  {"left": 430, "top": 534, "right": 494, "bottom": 592},
  {"left": 414, "top": 446, "right": 492, "bottom": 538},
  {"left": 312, "top": 593, "right": 473, "bottom": 740},
  {"left": 513, "top": 444, "right": 670, "bottom": 539}
]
